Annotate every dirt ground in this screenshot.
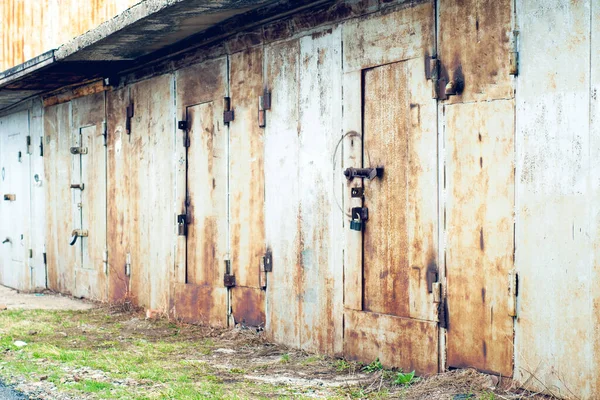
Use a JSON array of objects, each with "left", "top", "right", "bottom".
[
  {"left": 0, "top": 286, "right": 555, "bottom": 399},
  {"left": 0, "top": 285, "right": 93, "bottom": 311}
]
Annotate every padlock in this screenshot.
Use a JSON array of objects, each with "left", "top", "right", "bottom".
[{"left": 350, "top": 220, "right": 363, "bottom": 231}]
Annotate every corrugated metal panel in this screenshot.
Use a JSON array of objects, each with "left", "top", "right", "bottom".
[
  {"left": 0, "top": 0, "right": 138, "bottom": 71},
  {"left": 229, "top": 47, "right": 266, "bottom": 328},
  {"left": 515, "top": 0, "right": 594, "bottom": 397}
]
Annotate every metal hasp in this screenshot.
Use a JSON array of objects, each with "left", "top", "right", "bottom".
[
  {"left": 3, "top": 194, "right": 16, "bottom": 201},
  {"left": 69, "top": 229, "right": 88, "bottom": 246},
  {"left": 224, "top": 273, "right": 236, "bottom": 287},
  {"left": 177, "top": 214, "right": 188, "bottom": 236},
  {"left": 351, "top": 187, "right": 364, "bottom": 198},
  {"left": 344, "top": 167, "right": 384, "bottom": 181},
  {"left": 70, "top": 183, "right": 85, "bottom": 190},
  {"left": 263, "top": 250, "right": 273, "bottom": 272},
  {"left": 70, "top": 147, "right": 88, "bottom": 155},
  {"left": 223, "top": 97, "right": 234, "bottom": 124}
]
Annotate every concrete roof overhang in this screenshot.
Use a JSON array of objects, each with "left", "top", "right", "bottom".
[{"left": 0, "top": 0, "right": 322, "bottom": 111}]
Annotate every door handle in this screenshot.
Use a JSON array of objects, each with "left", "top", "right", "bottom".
[
  {"left": 70, "top": 183, "right": 85, "bottom": 190},
  {"left": 2, "top": 238, "right": 10, "bottom": 244},
  {"left": 69, "top": 230, "right": 88, "bottom": 246}
]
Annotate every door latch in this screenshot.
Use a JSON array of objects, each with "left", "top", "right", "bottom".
[
  {"left": 344, "top": 167, "right": 384, "bottom": 181},
  {"left": 350, "top": 207, "right": 369, "bottom": 231},
  {"left": 70, "top": 147, "right": 88, "bottom": 155},
  {"left": 177, "top": 214, "right": 188, "bottom": 236},
  {"left": 3, "top": 194, "right": 16, "bottom": 201},
  {"left": 70, "top": 183, "right": 85, "bottom": 190},
  {"left": 69, "top": 229, "right": 88, "bottom": 246}
]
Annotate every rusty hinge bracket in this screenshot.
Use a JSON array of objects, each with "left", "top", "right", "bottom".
[
  {"left": 426, "top": 57, "right": 440, "bottom": 99},
  {"left": 103, "top": 249, "right": 108, "bottom": 275},
  {"left": 178, "top": 121, "right": 190, "bottom": 147},
  {"left": 223, "top": 97, "right": 234, "bottom": 124},
  {"left": 258, "top": 89, "right": 271, "bottom": 128},
  {"left": 26, "top": 135, "right": 31, "bottom": 155},
  {"left": 102, "top": 121, "right": 107, "bottom": 147},
  {"left": 70, "top": 147, "right": 88, "bottom": 155},
  {"left": 224, "top": 273, "right": 236, "bottom": 287},
  {"left": 509, "top": 30, "right": 519, "bottom": 76},
  {"left": 263, "top": 250, "right": 273, "bottom": 272},
  {"left": 126, "top": 102, "right": 134, "bottom": 134},
  {"left": 508, "top": 268, "right": 518, "bottom": 317}
]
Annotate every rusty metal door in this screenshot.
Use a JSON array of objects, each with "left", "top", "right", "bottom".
[
  {"left": 341, "top": 1, "right": 438, "bottom": 375},
  {"left": 172, "top": 58, "right": 228, "bottom": 327}
]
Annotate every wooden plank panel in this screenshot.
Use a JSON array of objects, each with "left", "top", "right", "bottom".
[
  {"left": 344, "top": 309, "right": 438, "bottom": 375},
  {"left": 44, "top": 102, "right": 75, "bottom": 294},
  {"left": 264, "top": 39, "right": 301, "bottom": 348},
  {"left": 342, "top": 1, "right": 434, "bottom": 73},
  {"left": 446, "top": 100, "right": 514, "bottom": 376},
  {"left": 438, "top": 0, "right": 513, "bottom": 103},
  {"left": 515, "top": 0, "right": 593, "bottom": 396},
  {"left": 106, "top": 87, "right": 132, "bottom": 302},
  {"left": 297, "top": 27, "right": 343, "bottom": 355}
]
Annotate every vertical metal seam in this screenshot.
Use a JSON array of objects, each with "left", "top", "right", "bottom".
[
  {"left": 226, "top": 54, "right": 232, "bottom": 327},
  {"left": 511, "top": 0, "right": 519, "bottom": 378}
]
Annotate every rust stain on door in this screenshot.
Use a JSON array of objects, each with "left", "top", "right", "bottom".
[
  {"left": 229, "top": 47, "right": 266, "bottom": 328},
  {"left": 445, "top": 100, "right": 515, "bottom": 376}
]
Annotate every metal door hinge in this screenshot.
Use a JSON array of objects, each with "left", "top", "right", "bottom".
[
  {"left": 125, "top": 253, "right": 131, "bottom": 277},
  {"left": 103, "top": 249, "right": 108, "bottom": 275},
  {"left": 508, "top": 269, "right": 518, "bottom": 317},
  {"left": 26, "top": 136, "right": 31, "bottom": 155},
  {"left": 258, "top": 89, "right": 271, "bottom": 128},
  {"left": 223, "top": 97, "right": 234, "bottom": 124},
  {"left": 39, "top": 137, "right": 44, "bottom": 157},
  {"left": 509, "top": 31, "right": 519, "bottom": 76},
  {"left": 224, "top": 273, "right": 236, "bottom": 287},
  {"left": 263, "top": 250, "right": 273, "bottom": 272},
  {"left": 178, "top": 121, "right": 190, "bottom": 147},
  {"left": 70, "top": 147, "right": 88, "bottom": 155},
  {"left": 102, "top": 121, "right": 107, "bottom": 147},
  {"left": 28, "top": 249, "right": 33, "bottom": 259},
  {"left": 126, "top": 102, "right": 134, "bottom": 135},
  {"left": 426, "top": 57, "right": 440, "bottom": 99}
]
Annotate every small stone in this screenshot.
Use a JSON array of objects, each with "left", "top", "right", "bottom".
[
  {"left": 28, "top": 330, "right": 38, "bottom": 335},
  {"left": 40, "top": 375, "right": 48, "bottom": 381},
  {"left": 13, "top": 341, "right": 27, "bottom": 348},
  {"left": 73, "top": 375, "right": 81, "bottom": 382}
]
